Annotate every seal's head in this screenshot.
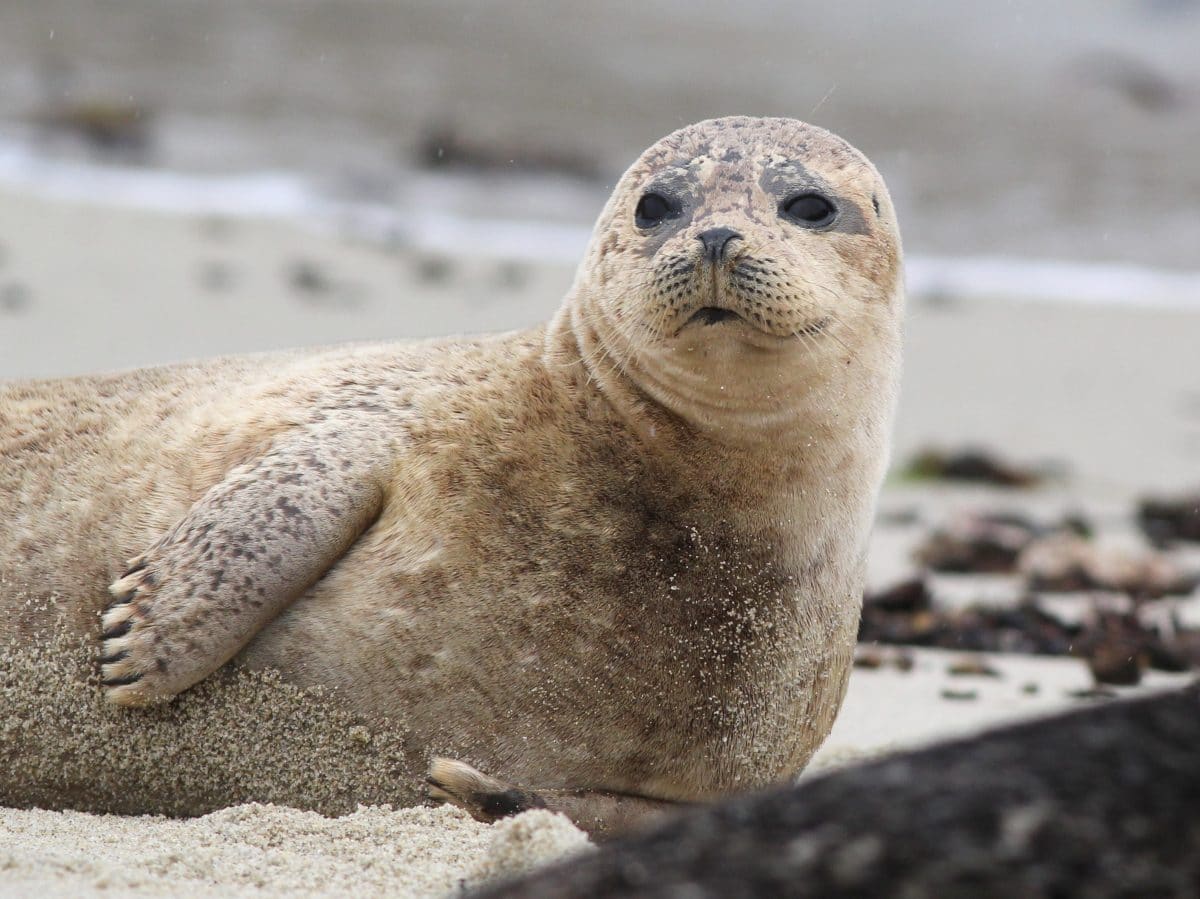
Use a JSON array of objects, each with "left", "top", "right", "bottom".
[{"left": 568, "top": 116, "right": 903, "bottom": 442}]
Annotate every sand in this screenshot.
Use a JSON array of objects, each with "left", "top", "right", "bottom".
[
  {"left": 0, "top": 641, "right": 1186, "bottom": 898},
  {"left": 2, "top": 183, "right": 1198, "bottom": 895},
  {"left": 0, "top": 804, "right": 590, "bottom": 898}
]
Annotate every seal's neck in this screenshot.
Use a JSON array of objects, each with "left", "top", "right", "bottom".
[
  {"left": 543, "top": 290, "right": 894, "bottom": 465},
  {"left": 542, "top": 294, "right": 897, "bottom": 564}
]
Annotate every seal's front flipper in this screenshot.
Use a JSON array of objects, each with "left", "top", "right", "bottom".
[
  {"left": 99, "top": 426, "right": 385, "bottom": 706},
  {"left": 426, "top": 758, "right": 681, "bottom": 840}
]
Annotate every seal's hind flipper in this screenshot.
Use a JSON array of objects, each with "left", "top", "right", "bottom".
[
  {"left": 426, "top": 758, "right": 549, "bottom": 822},
  {"left": 99, "top": 425, "right": 385, "bottom": 706},
  {"left": 425, "top": 758, "right": 681, "bottom": 839}
]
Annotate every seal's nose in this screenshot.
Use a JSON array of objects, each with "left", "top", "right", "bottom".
[{"left": 696, "top": 227, "right": 742, "bottom": 264}]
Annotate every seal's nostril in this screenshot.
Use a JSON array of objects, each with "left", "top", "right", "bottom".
[{"left": 696, "top": 227, "right": 742, "bottom": 264}]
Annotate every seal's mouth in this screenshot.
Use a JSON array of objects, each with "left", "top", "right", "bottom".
[{"left": 686, "top": 306, "right": 744, "bottom": 326}]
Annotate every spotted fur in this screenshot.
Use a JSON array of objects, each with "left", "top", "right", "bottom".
[{"left": 0, "top": 117, "right": 903, "bottom": 835}]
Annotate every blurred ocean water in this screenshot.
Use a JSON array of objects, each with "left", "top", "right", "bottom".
[
  {"left": 0, "top": 0, "right": 1197, "bottom": 300},
  {"left": 1, "top": 130, "right": 1196, "bottom": 311}
]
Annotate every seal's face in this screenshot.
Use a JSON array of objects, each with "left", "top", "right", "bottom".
[{"left": 584, "top": 117, "right": 902, "bottom": 358}]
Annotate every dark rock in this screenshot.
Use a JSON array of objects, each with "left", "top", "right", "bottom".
[
  {"left": 479, "top": 687, "right": 1200, "bottom": 898},
  {"left": 1083, "top": 612, "right": 1147, "bottom": 686},
  {"left": 861, "top": 579, "right": 1200, "bottom": 675},
  {"left": 1138, "top": 493, "right": 1200, "bottom": 546},
  {"left": 863, "top": 577, "right": 931, "bottom": 613},
  {"left": 859, "top": 593, "right": 1080, "bottom": 657},
  {"left": 1087, "top": 642, "right": 1144, "bottom": 686}
]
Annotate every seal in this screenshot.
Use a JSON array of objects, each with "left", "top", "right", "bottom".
[{"left": 0, "top": 116, "right": 903, "bottom": 836}]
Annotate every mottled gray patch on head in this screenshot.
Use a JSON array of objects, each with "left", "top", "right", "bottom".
[{"left": 760, "top": 161, "right": 870, "bottom": 236}]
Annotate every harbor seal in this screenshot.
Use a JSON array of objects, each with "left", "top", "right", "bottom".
[{"left": 0, "top": 116, "right": 903, "bottom": 835}]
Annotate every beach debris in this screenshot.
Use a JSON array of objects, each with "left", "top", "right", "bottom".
[
  {"left": 415, "top": 254, "right": 455, "bottom": 284},
  {"left": 416, "top": 124, "right": 600, "bottom": 179},
  {"left": 853, "top": 649, "right": 883, "bottom": 669},
  {"left": 1087, "top": 643, "right": 1144, "bottom": 686},
  {"left": 939, "top": 688, "right": 978, "bottom": 701},
  {"left": 1082, "top": 613, "right": 1148, "bottom": 685},
  {"left": 198, "top": 216, "right": 236, "bottom": 241},
  {"left": 286, "top": 259, "right": 365, "bottom": 308},
  {"left": 199, "top": 261, "right": 236, "bottom": 293},
  {"left": 494, "top": 260, "right": 530, "bottom": 290},
  {"left": 863, "top": 577, "right": 931, "bottom": 613},
  {"left": 853, "top": 646, "right": 915, "bottom": 672},
  {"left": 33, "top": 100, "right": 154, "bottom": 157},
  {"left": 876, "top": 505, "right": 922, "bottom": 527},
  {"left": 289, "top": 258, "right": 333, "bottom": 294},
  {"left": 0, "top": 282, "right": 31, "bottom": 313},
  {"left": 946, "top": 656, "right": 1001, "bottom": 678},
  {"left": 1019, "top": 533, "right": 1196, "bottom": 598},
  {"left": 914, "top": 511, "right": 1100, "bottom": 576},
  {"left": 1138, "top": 492, "right": 1200, "bottom": 546},
  {"left": 861, "top": 579, "right": 1200, "bottom": 674},
  {"left": 914, "top": 513, "right": 1032, "bottom": 574},
  {"left": 1070, "top": 49, "right": 1181, "bottom": 113},
  {"left": 860, "top": 587, "right": 1079, "bottom": 656},
  {"left": 899, "top": 447, "right": 1057, "bottom": 488},
  {"left": 1068, "top": 686, "right": 1119, "bottom": 700}
]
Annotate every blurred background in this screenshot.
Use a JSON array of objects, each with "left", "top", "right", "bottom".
[{"left": 0, "top": 0, "right": 1197, "bottom": 487}]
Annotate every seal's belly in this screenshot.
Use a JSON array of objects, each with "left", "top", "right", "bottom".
[{"left": 251, "top": 524, "right": 851, "bottom": 802}]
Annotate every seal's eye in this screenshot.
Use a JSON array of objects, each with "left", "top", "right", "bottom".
[
  {"left": 781, "top": 193, "right": 837, "bottom": 228},
  {"left": 635, "top": 192, "right": 680, "bottom": 229}
]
